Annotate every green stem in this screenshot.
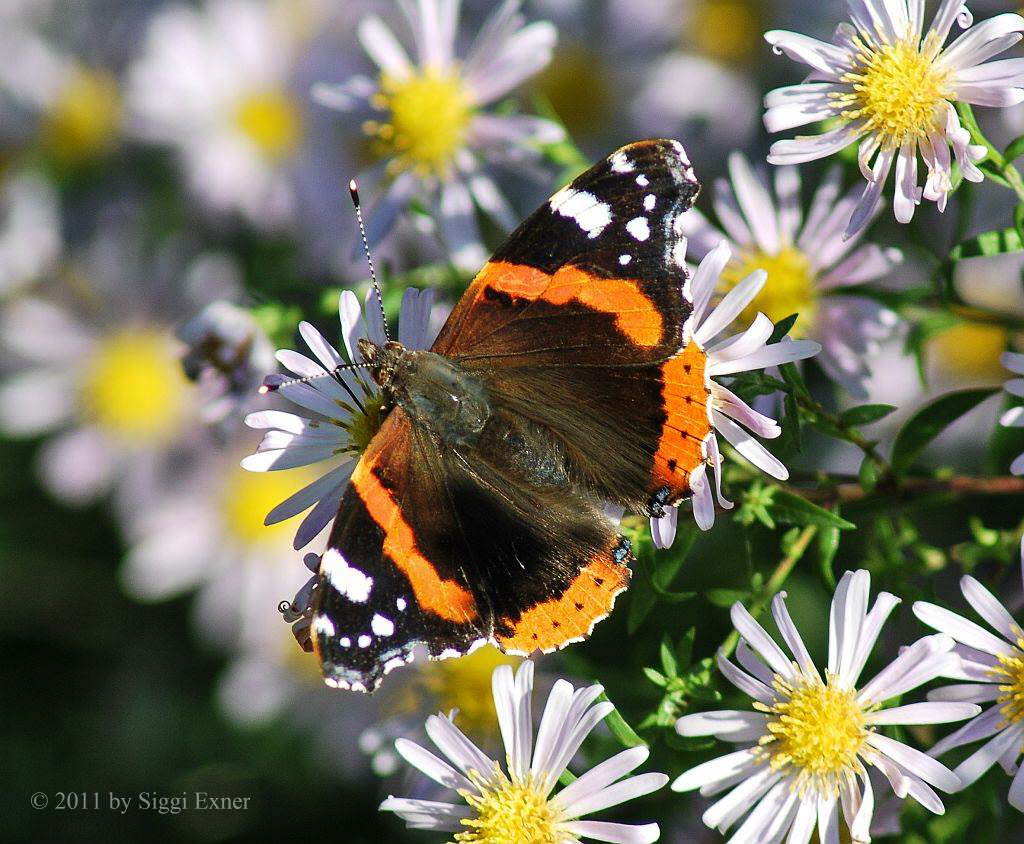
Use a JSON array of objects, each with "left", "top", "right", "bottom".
[
  {"left": 791, "top": 391, "right": 894, "bottom": 479},
  {"left": 957, "top": 102, "right": 1024, "bottom": 203},
  {"left": 720, "top": 525, "right": 818, "bottom": 660}
]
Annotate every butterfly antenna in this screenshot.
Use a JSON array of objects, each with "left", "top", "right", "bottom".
[
  {"left": 349, "top": 180, "right": 391, "bottom": 343},
  {"left": 259, "top": 361, "right": 370, "bottom": 395}
]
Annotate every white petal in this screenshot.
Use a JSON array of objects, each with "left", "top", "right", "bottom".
[
  {"left": 771, "top": 591, "right": 818, "bottom": 677},
  {"left": 464, "top": 21, "right": 557, "bottom": 105},
  {"left": 557, "top": 772, "right": 668, "bottom": 821},
  {"left": 357, "top": 16, "right": 413, "bottom": 79},
  {"left": 673, "top": 710, "right": 767, "bottom": 742},
  {"left": 715, "top": 651, "right": 776, "bottom": 703},
  {"left": 727, "top": 153, "right": 779, "bottom": 253},
  {"left": 395, "top": 737, "right": 473, "bottom": 791},
  {"left": 763, "top": 30, "right": 851, "bottom": 80},
  {"left": 671, "top": 748, "right": 760, "bottom": 793},
  {"left": 953, "top": 722, "right": 1024, "bottom": 787},
  {"left": 1008, "top": 759, "right": 1024, "bottom": 810},
  {"left": 552, "top": 746, "right": 650, "bottom": 815},
  {"left": 867, "top": 701, "right": 979, "bottom": 725},
  {"left": 767, "top": 124, "right": 862, "bottom": 166},
  {"left": 561, "top": 821, "right": 661, "bottom": 844},
  {"left": 730, "top": 602, "right": 794, "bottom": 678},
  {"left": 694, "top": 271, "right": 767, "bottom": 347},
  {"left": 960, "top": 575, "right": 1019, "bottom": 642},
  {"left": 912, "top": 602, "right": 1013, "bottom": 656},
  {"left": 425, "top": 713, "right": 496, "bottom": 778},
  {"left": 713, "top": 411, "right": 789, "bottom": 480},
  {"left": 867, "top": 733, "right": 961, "bottom": 792},
  {"left": 856, "top": 634, "right": 957, "bottom": 705}
]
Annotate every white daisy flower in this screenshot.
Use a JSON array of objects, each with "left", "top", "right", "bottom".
[
  {"left": 0, "top": 169, "right": 61, "bottom": 298},
  {"left": 315, "top": 0, "right": 564, "bottom": 271},
  {"left": 764, "top": 1, "right": 1024, "bottom": 237},
  {"left": 913, "top": 563, "right": 1024, "bottom": 810},
  {"left": 0, "top": 222, "right": 239, "bottom": 506},
  {"left": 242, "top": 287, "right": 440, "bottom": 549},
  {"left": 1000, "top": 351, "right": 1024, "bottom": 475},
  {"left": 680, "top": 153, "right": 902, "bottom": 397},
  {"left": 0, "top": 0, "right": 122, "bottom": 162},
  {"left": 674, "top": 570, "right": 978, "bottom": 843},
  {"left": 126, "top": 0, "right": 321, "bottom": 229},
  {"left": 651, "top": 243, "right": 822, "bottom": 544},
  {"left": 381, "top": 660, "right": 668, "bottom": 843}
]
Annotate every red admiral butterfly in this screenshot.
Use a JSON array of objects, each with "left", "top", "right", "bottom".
[{"left": 298, "top": 139, "right": 713, "bottom": 691}]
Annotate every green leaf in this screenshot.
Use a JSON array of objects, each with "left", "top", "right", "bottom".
[
  {"left": 859, "top": 455, "right": 881, "bottom": 494},
  {"left": 816, "top": 522, "right": 841, "bottom": 590},
  {"left": 659, "top": 636, "right": 678, "bottom": 678},
  {"left": 892, "top": 388, "right": 1000, "bottom": 475},
  {"left": 598, "top": 693, "right": 646, "bottom": 748},
  {"left": 706, "top": 588, "right": 751, "bottom": 608},
  {"left": 642, "top": 667, "right": 667, "bottom": 687},
  {"left": 949, "top": 228, "right": 1023, "bottom": 261},
  {"left": 1007, "top": 135, "right": 1024, "bottom": 163},
  {"left": 837, "top": 404, "right": 896, "bottom": 427},
  {"left": 770, "top": 489, "right": 856, "bottom": 530},
  {"left": 770, "top": 313, "right": 799, "bottom": 343}
]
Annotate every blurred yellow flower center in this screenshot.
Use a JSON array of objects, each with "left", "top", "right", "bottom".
[
  {"left": 757, "top": 673, "right": 868, "bottom": 791},
  {"left": 422, "top": 647, "right": 519, "bottom": 738},
  {"left": 235, "top": 90, "right": 302, "bottom": 159},
  {"left": 368, "top": 71, "right": 472, "bottom": 177},
  {"left": 44, "top": 67, "right": 121, "bottom": 161},
  {"left": 689, "top": 0, "right": 760, "bottom": 64},
  {"left": 993, "top": 637, "right": 1024, "bottom": 725},
  {"left": 840, "top": 35, "right": 949, "bottom": 147},
  {"left": 721, "top": 246, "right": 816, "bottom": 334},
  {"left": 532, "top": 48, "right": 610, "bottom": 140},
  {"left": 81, "top": 330, "right": 188, "bottom": 442},
  {"left": 930, "top": 321, "right": 1008, "bottom": 382},
  {"left": 221, "top": 465, "right": 316, "bottom": 545},
  {"left": 458, "top": 770, "right": 557, "bottom": 844}
]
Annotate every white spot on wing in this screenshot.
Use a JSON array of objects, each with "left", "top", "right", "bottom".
[
  {"left": 371, "top": 614, "right": 395, "bottom": 637},
  {"left": 396, "top": 597, "right": 407, "bottom": 611},
  {"left": 636, "top": 174, "right": 649, "bottom": 187},
  {"left": 644, "top": 194, "right": 656, "bottom": 211},
  {"left": 610, "top": 150, "right": 635, "bottom": 173},
  {"left": 339, "top": 636, "right": 351, "bottom": 648},
  {"left": 358, "top": 634, "right": 372, "bottom": 648},
  {"left": 553, "top": 189, "right": 612, "bottom": 239},
  {"left": 322, "top": 548, "right": 373, "bottom": 603},
  {"left": 619, "top": 254, "right": 632, "bottom": 265},
  {"left": 626, "top": 217, "right": 651, "bottom": 242},
  {"left": 313, "top": 616, "right": 335, "bottom": 637}
]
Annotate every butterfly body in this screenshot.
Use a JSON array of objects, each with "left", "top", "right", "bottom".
[{"left": 308, "top": 139, "right": 709, "bottom": 692}]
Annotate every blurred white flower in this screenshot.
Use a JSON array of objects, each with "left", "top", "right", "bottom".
[
  {"left": 0, "top": 218, "right": 239, "bottom": 505},
  {"left": 1000, "top": 351, "right": 1024, "bottom": 474},
  {"left": 953, "top": 250, "right": 1024, "bottom": 320},
  {"left": 681, "top": 153, "right": 903, "bottom": 397},
  {"left": 765, "top": 1, "right": 1024, "bottom": 237},
  {"left": 381, "top": 660, "right": 668, "bottom": 843},
  {"left": 315, "top": 0, "right": 563, "bottom": 271},
  {"left": 674, "top": 570, "right": 977, "bottom": 843},
  {"left": 0, "top": 169, "right": 61, "bottom": 297},
  {"left": 651, "top": 244, "right": 821, "bottom": 543},
  {"left": 914, "top": 564, "right": 1024, "bottom": 811},
  {"left": 0, "top": 0, "right": 122, "bottom": 161},
  {"left": 126, "top": 0, "right": 321, "bottom": 229},
  {"left": 243, "top": 287, "right": 439, "bottom": 549}
]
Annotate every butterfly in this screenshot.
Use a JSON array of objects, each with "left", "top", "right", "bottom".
[{"left": 301, "top": 139, "right": 708, "bottom": 692}]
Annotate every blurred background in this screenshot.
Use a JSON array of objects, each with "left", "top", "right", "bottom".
[{"left": 5, "top": 0, "right": 1024, "bottom": 841}]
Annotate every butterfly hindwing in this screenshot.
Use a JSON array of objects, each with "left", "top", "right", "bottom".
[{"left": 311, "top": 405, "right": 630, "bottom": 692}]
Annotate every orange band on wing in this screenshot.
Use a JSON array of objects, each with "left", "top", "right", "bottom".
[
  {"left": 353, "top": 460, "right": 478, "bottom": 623},
  {"left": 652, "top": 341, "right": 712, "bottom": 497},
  {"left": 495, "top": 554, "right": 629, "bottom": 654},
  {"left": 475, "top": 261, "right": 664, "bottom": 347}
]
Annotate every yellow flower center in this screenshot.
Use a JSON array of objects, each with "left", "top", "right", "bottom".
[
  {"left": 220, "top": 464, "right": 319, "bottom": 545},
  {"left": 81, "top": 329, "right": 188, "bottom": 442},
  {"left": 993, "top": 637, "right": 1024, "bottom": 726},
  {"left": 688, "top": 0, "right": 761, "bottom": 64},
  {"left": 43, "top": 67, "right": 121, "bottom": 162},
  {"left": 346, "top": 390, "right": 386, "bottom": 455},
  {"left": 838, "top": 34, "right": 950, "bottom": 147},
  {"left": 235, "top": 90, "right": 303, "bottom": 160},
  {"left": 458, "top": 769, "right": 559, "bottom": 844},
  {"left": 929, "top": 321, "right": 1008, "bottom": 382},
  {"left": 531, "top": 48, "right": 611, "bottom": 139},
  {"left": 757, "top": 673, "right": 869, "bottom": 794},
  {"left": 366, "top": 71, "right": 472, "bottom": 177},
  {"left": 720, "top": 246, "right": 817, "bottom": 335},
  {"left": 424, "top": 647, "right": 519, "bottom": 737}
]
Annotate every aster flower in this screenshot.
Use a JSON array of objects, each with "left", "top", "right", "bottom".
[
  {"left": 651, "top": 243, "right": 822, "bottom": 544},
  {"left": 381, "top": 660, "right": 668, "bottom": 843},
  {"left": 126, "top": 0, "right": 321, "bottom": 229},
  {"left": 913, "top": 564, "right": 1024, "bottom": 809},
  {"left": 764, "top": 1, "right": 1024, "bottom": 237},
  {"left": 680, "top": 153, "right": 902, "bottom": 397},
  {"left": 242, "top": 287, "right": 439, "bottom": 550},
  {"left": 0, "top": 221, "right": 239, "bottom": 506},
  {"left": 674, "top": 570, "right": 977, "bottom": 843},
  {"left": 1000, "top": 351, "right": 1024, "bottom": 475},
  {"left": 315, "top": 0, "right": 563, "bottom": 271}
]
